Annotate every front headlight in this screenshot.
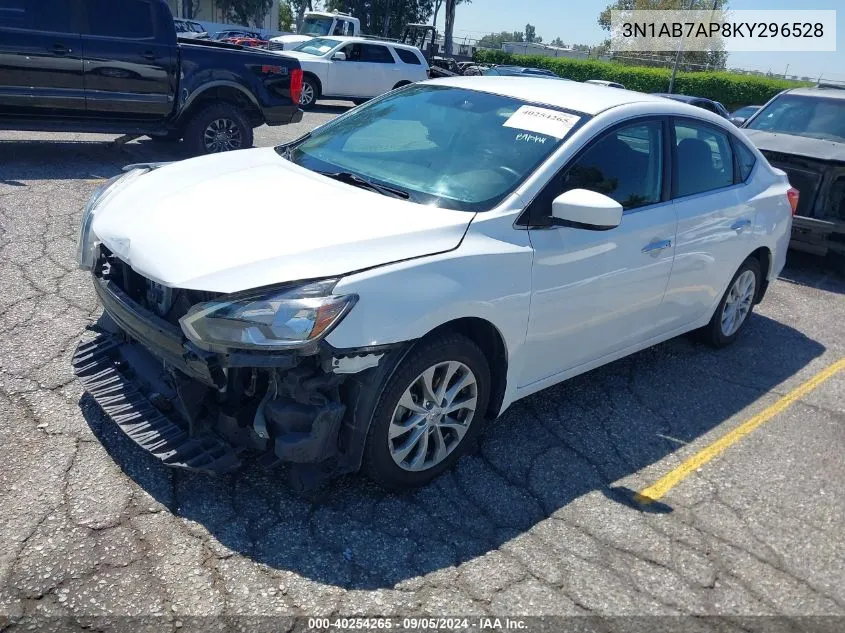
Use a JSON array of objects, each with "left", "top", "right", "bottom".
[
  {"left": 179, "top": 279, "right": 357, "bottom": 352},
  {"left": 77, "top": 167, "right": 155, "bottom": 270}
]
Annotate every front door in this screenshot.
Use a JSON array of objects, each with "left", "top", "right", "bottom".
[
  {"left": 80, "top": 0, "right": 175, "bottom": 119},
  {"left": 329, "top": 42, "right": 394, "bottom": 97},
  {"left": 0, "top": 0, "right": 84, "bottom": 116},
  {"left": 521, "top": 118, "right": 678, "bottom": 387}
]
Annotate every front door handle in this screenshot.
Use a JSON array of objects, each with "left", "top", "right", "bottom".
[
  {"left": 731, "top": 218, "right": 752, "bottom": 232},
  {"left": 642, "top": 239, "right": 672, "bottom": 254},
  {"left": 142, "top": 51, "right": 157, "bottom": 61},
  {"left": 50, "top": 43, "right": 71, "bottom": 55}
]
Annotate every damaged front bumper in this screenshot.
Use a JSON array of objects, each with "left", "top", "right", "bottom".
[{"left": 75, "top": 273, "right": 390, "bottom": 485}]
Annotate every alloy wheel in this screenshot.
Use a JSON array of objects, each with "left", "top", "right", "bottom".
[
  {"left": 388, "top": 361, "right": 478, "bottom": 472},
  {"left": 202, "top": 118, "right": 242, "bottom": 153},
  {"left": 721, "top": 269, "right": 756, "bottom": 337},
  {"left": 300, "top": 82, "right": 315, "bottom": 106}
]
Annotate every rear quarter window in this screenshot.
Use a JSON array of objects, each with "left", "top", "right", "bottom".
[
  {"left": 395, "top": 48, "right": 422, "bottom": 65},
  {"left": 734, "top": 140, "right": 756, "bottom": 182}
]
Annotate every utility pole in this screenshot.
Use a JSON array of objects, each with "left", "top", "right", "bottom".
[
  {"left": 669, "top": 0, "right": 720, "bottom": 93},
  {"left": 784, "top": 64, "right": 790, "bottom": 79}
]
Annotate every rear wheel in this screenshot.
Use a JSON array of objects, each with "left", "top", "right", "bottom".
[
  {"left": 183, "top": 103, "right": 253, "bottom": 156},
  {"left": 299, "top": 76, "right": 319, "bottom": 109},
  {"left": 701, "top": 257, "right": 761, "bottom": 347},
  {"left": 362, "top": 333, "right": 490, "bottom": 490}
]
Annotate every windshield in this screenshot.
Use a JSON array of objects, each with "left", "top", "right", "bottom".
[
  {"left": 293, "top": 37, "right": 341, "bottom": 55},
  {"left": 746, "top": 94, "right": 845, "bottom": 142},
  {"left": 301, "top": 15, "right": 333, "bottom": 36},
  {"left": 280, "top": 84, "right": 586, "bottom": 211}
]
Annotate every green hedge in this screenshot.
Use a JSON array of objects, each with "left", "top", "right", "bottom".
[{"left": 473, "top": 50, "right": 807, "bottom": 110}]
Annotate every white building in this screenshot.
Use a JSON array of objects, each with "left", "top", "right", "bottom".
[
  {"left": 502, "top": 41, "right": 589, "bottom": 60},
  {"left": 166, "top": 0, "right": 280, "bottom": 33}
]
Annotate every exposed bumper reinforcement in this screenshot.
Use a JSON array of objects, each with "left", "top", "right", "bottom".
[{"left": 73, "top": 334, "right": 241, "bottom": 474}]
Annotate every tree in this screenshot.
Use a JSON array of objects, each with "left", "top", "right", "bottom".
[
  {"left": 325, "top": 0, "right": 435, "bottom": 40},
  {"left": 218, "top": 0, "right": 274, "bottom": 27},
  {"left": 279, "top": 1, "right": 294, "bottom": 30},
  {"left": 524, "top": 23, "right": 536, "bottom": 43},
  {"left": 444, "top": 0, "right": 456, "bottom": 55},
  {"left": 477, "top": 30, "right": 523, "bottom": 49},
  {"left": 549, "top": 36, "right": 565, "bottom": 47},
  {"left": 598, "top": 0, "right": 729, "bottom": 71}
]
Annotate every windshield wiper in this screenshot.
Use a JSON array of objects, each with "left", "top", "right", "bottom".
[{"left": 318, "top": 171, "right": 410, "bottom": 199}]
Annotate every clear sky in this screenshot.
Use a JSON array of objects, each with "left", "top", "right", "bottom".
[{"left": 436, "top": 0, "right": 844, "bottom": 81}]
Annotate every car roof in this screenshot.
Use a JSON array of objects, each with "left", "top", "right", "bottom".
[
  {"left": 652, "top": 93, "right": 703, "bottom": 103},
  {"left": 785, "top": 85, "right": 845, "bottom": 100},
  {"left": 427, "top": 76, "right": 671, "bottom": 115},
  {"left": 319, "top": 35, "right": 421, "bottom": 52}
]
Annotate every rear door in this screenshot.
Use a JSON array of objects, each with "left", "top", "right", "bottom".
[
  {"left": 80, "top": 0, "right": 176, "bottom": 119},
  {"left": 659, "top": 118, "right": 753, "bottom": 330},
  {"left": 0, "top": 0, "right": 84, "bottom": 116}
]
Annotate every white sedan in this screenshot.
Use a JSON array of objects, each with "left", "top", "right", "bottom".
[
  {"left": 278, "top": 36, "right": 429, "bottom": 108},
  {"left": 75, "top": 78, "right": 794, "bottom": 490}
]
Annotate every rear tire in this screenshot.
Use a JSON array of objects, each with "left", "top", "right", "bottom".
[
  {"left": 299, "top": 76, "right": 319, "bottom": 109},
  {"left": 183, "top": 103, "right": 253, "bottom": 156},
  {"left": 362, "top": 333, "right": 490, "bottom": 490},
  {"left": 701, "top": 257, "right": 761, "bottom": 348}
]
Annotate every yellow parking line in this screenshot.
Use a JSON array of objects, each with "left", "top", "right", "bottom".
[{"left": 636, "top": 357, "right": 845, "bottom": 505}]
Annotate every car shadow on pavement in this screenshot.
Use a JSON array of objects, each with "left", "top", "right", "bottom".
[
  {"left": 79, "top": 310, "right": 825, "bottom": 590},
  {"left": 0, "top": 140, "right": 189, "bottom": 183},
  {"left": 779, "top": 251, "right": 845, "bottom": 295}
]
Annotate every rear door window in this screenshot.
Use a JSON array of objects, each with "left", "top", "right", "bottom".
[
  {"left": 84, "top": 0, "right": 154, "bottom": 39},
  {"left": 673, "top": 121, "right": 734, "bottom": 197}
]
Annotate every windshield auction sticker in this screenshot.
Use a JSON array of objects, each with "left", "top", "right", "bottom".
[{"left": 504, "top": 106, "right": 581, "bottom": 139}]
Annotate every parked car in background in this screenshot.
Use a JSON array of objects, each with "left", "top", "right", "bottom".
[
  {"left": 462, "top": 64, "right": 489, "bottom": 76},
  {"left": 75, "top": 78, "right": 793, "bottom": 490},
  {"left": 213, "top": 29, "right": 263, "bottom": 41},
  {"left": 585, "top": 79, "right": 626, "bottom": 89},
  {"left": 730, "top": 105, "right": 761, "bottom": 126},
  {"left": 483, "top": 66, "right": 562, "bottom": 79},
  {"left": 278, "top": 36, "right": 429, "bottom": 108},
  {"left": 174, "top": 18, "right": 208, "bottom": 39},
  {"left": 225, "top": 36, "right": 270, "bottom": 49},
  {"left": 653, "top": 93, "right": 730, "bottom": 119},
  {"left": 0, "top": 0, "right": 303, "bottom": 155},
  {"left": 430, "top": 56, "right": 461, "bottom": 76},
  {"left": 742, "top": 84, "right": 845, "bottom": 266}
]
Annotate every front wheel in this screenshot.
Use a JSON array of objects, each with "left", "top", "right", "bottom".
[
  {"left": 362, "top": 333, "right": 490, "bottom": 490},
  {"left": 701, "top": 257, "right": 761, "bottom": 347},
  {"left": 183, "top": 103, "right": 253, "bottom": 156}
]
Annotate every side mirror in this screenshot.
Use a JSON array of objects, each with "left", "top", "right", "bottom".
[
  {"left": 551, "top": 189, "right": 623, "bottom": 230},
  {"left": 332, "top": 51, "right": 347, "bottom": 61}
]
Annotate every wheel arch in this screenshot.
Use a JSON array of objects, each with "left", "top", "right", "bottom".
[
  {"left": 748, "top": 246, "right": 772, "bottom": 304},
  {"left": 392, "top": 80, "right": 412, "bottom": 90},
  {"left": 302, "top": 71, "right": 323, "bottom": 97},
  {"left": 178, "top": 83, "right": 263, "bottom": 129}
]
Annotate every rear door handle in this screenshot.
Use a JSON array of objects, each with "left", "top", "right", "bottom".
[
  {"left": 642, "top": 239, "right": 672, "bottom": 254},
  {"left": 50, "top": 43, "right": 71, "bottom": 55},
  {"left": 142, "top": 51, "right": 157, "bottom": 61},
  {"left": 731, "top": 218, "right": 752, "bottom": 232}
]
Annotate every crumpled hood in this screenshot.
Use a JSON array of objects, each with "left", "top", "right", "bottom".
[
  {"left": 743, "top": 129, "right": 845, "bottom": 163},
  {"left": 92, "top": 148, "right": 474, "bottom": 293}
]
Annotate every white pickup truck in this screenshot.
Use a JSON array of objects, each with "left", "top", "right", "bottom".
[{"left": 269, "top": 11, "right": 361, "bottom": 51}]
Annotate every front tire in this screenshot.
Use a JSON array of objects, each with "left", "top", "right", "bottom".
[
  {"left": 183, "top": 103, "right": 253, "bottom": 156},
  {"left": 362, "top": 333, "right": 490, "bottom": 490},
  {"left": 701, "top": 257, "right": 761, "bottom": 347}
]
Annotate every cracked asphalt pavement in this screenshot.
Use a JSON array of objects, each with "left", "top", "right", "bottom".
[{"left": 1, "top": 107, "right": 844, "bottom": 631}]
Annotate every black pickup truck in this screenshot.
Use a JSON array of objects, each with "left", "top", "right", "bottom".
[{"left": 0, "top": 0, "right": 303, "bottom": 154}]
